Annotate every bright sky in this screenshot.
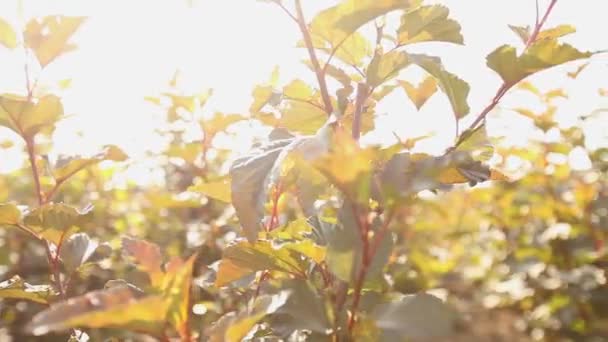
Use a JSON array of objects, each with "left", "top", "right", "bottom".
[{"left": 1, "top": 0, "right": 607, "bottom": 180}]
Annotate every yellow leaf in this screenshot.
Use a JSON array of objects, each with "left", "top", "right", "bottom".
[
  {"left": 25, "top": 16, "right": 86, "bottom": 67},
  {"left": 26, "top": 286, "right": 167, "bottom": 336},
  {"left": 0, "top": 275, "right": 54, "bottom": 304},
  {"left": 189, "top": 179, "right": 231, "bottom": 203},
  {"left": 487, "top": 39, "right": 593, "bottom": 85},
  {"left": 0, "top": 17, "right": 17, "bottom": 49},
  {"left": 397, "top": 5, "right": 463, "bottom": 45},
  {"left": 399, "top": 77, "right": 438, "bottom": 110},
  {"left": 0, "top": 203, "right": 21, "bottom": 225},
  {"left": 215, "top": 259, "right": 254, "bottom": 287},
  {"left": 162, "top": 254, "right": 197, "bottom": 340},
  {"left": 367, "top": 51, "right": 411, "bottom": 87}
]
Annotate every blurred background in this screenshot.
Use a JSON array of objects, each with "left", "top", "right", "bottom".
[{"left": 0, "top": 0, "right": 607, "bottom": 341}]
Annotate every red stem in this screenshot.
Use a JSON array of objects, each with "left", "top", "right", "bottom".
[
  {"left": 452, "top": 0, "right": 559, "bottom": 149},
  {"left": 294, "top": 0, "right": 333, "bottom": 115}
]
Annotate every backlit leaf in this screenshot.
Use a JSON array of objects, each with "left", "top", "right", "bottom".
[
  {"left": 397, "top": 5, "right": 463, "bottom": 45},
  {"left": 220, "top": 239, "right": 309, "bottom": 278},
  {"left": 0, "top": 18, "right": 17, "bottom": 49},
  {"left": 409, "top": 54, "right": 470, "bottom": 118},
  {"left": 162, "top": 254, "right": 197, "bottom": 340},
  {"left": 0, "top": 203, "right": 21, "bottom": 225},
  {"left": 23, "top": 203, "right": 93, "bottom": 245},
  {"left": 399, "top": 77, "right": 438, "bottom": 110},
  {"left": 25, "top": 286, "right": 167, "bottom": 336},
  {"left": 121, "top": 236, "right": 164, "bottom": 286},
  {"left": 0, "top": 275, "right": 54, "bottom": 304},
  {"left": 189, "top": 179, "right": 231, "bottom": 203},
  {"left": 367, "top": 51, "right": 411, "bottom": 87},
  {"left": 202, "top": 112, "right": 244, "bottom": 136},
  {"left": 25, "top": 16, "right": 86, "bottom": 67},
  {"left": 332, "top": 0, "right": 422, "bottom": 35},
  {"left": 487, "top": 39, "right": 593, "bottom": 85},
  {"left": 54, "top": 145, "right": 127, "bottom": 182},
  {"left": 207, "top": 291, "right": 289, "bottom": 342},
  {"left": 0, "top": 94, "right": 64, "bottom": 138}
]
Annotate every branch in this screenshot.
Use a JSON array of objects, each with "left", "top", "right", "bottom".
[
  {"left": 451, "top": 0, "right": 558, "bottom": 149},
  {"left": 294, "top": 0, "right": 333, "bottom": 115},
  {"left": 277, "top": 2, "right": 298, "bottom": 23},
  {"left": 352, "top": 82, "right": 370, "bottom": 140}
]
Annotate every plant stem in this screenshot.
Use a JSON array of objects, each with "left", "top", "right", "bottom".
[
  {"left": 352, "top": 83, "right": 370, "bottom": 141},
  {"left": 294, "top": 0, "right": 333, "bottom": 115},
  {"left": 451, "top": 0, "right": 559, "bottom": 149},
  {"left": 347, "top": 204, "right": 369, "bottom": 332}
]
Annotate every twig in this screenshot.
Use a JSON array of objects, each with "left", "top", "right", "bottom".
[
  {"left": 451, "top": 0, "right": 559, "bottom": 149},
  {"left": 347, "top": 203, "right": 369, "bottom": 332},
  {"left": 294, "top": 0, "right": 333, "bottom": 115},
  {"left": 277, "top": 2, "right": 298, "bottom": 23},
  {"left": 352, "top": 83, "right": 370, "bottom": 140}
]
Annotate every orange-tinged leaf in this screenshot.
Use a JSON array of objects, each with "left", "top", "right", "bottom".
[
  {"left": 121, "top": 236, "right": 164, "bottom": 286},
  {"left": 215, "top": 259, "right": 254, "bottom": 287},
  {"left": 162, "top": 253, "right": 197, "bottom": 340}
]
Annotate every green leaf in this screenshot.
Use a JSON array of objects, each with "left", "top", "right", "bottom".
[
  {"left": 59, "top": 233, "right": 98, "bottom": 273},
  {"left": 0, "top": 203, "right": 21, "bottom": 225},
  {"left": 0, "top": 275, "right": 54, "bottom": 304},
  {"left": 54, "top": 145, "right": 127, "bottom": 183},
  {"left": 397, "top": 5, "right": 463, "bottom": 45},
  {"left": 332, "top": 0, "right": 422, "bottom": 35},
  {"left": 121, "top": 236, "right": 164, "bottom": 287},
  {"left": 372, "top": 293, "right": 455, "bottom": 339},
  {"left": 162, "top": 254, "right": 197, "bottom": 340},
  {"left": 486, "top": 39, "right": 593, "bottom": 85},
  {"left": 398, "top": 76, "right": 437, "bottom": 110},
  {"left": 189, "top": 178, "right": 232, "bottom": 203},
  {"left": 409, "top": 54, "right": 470, "bottom": 118},
  {"left": 25, "top": 16, "right": 86, "bottom": 67},
  {"left": 0, "top": 18, "right": 17, "bottom": 49},
  {"left": 366, "top": 51, "right": 411, "bottom": 87},
  {"left": 23, "top": 203, "right": 93, "bottom": 245},
  {"left": 25, "top": 286, "right": 167, "bottom": 336}
]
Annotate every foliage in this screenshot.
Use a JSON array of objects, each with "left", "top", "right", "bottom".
[{"left": 0, "top": 0, "right": 606, "bottom": 341}]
